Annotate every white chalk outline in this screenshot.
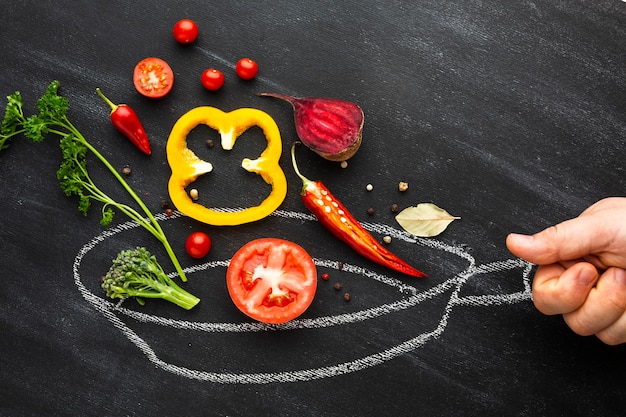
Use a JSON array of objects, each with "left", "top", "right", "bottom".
[{"left": 73, "top": 209, "right": 533, "bottom": 384}]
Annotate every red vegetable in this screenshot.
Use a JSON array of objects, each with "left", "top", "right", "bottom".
[
  {"left": 259, "top": 92, "right": 364, "bottom": 161},
  {"left": 291, "top": 144, "right": 426, "bottom": 278},
  {"left": 235, "top": 58, "right": 259, "bottom": 80},
  {"left": 173, "top": 19, "right": 199, "bottom": 44},
  {"left": 226, "top": 238, "right": 317, "bottom": 324},
  {"left": 133, "top": 57, "right": 174, "bottom": 99},
  {"left": 185, "top": 231, "right": 212, "bottom": 258},
  {"left": 95, "top": 88, "right": 151, "bottom": 155},
  {"left": 200, "top": 68, "right": 225, "bottom": 91}
]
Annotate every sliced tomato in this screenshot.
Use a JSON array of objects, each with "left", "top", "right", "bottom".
[
  {"left": 226, "top": 238, "right": 317, "bottom": 324},
  {"left": 133, "top": 57, "right": 174, "bottom": 98}
]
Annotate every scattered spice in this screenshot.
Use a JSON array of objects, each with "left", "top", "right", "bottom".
[
  {"left": 391, "top": 203, "right": 399, "bottom": 213},
  {"left": 161, "top": 200, "right": 170, "bottom": 209},
  {"left": 398, "top": 181, "right": 409, "bottom": 192},
  {"left": 340, "top": 161, "right": 348, "bottom": 169},
  {"left": 337, "top": 262, "right": 344, "bottom": 270},
  {"left": 165, "top": 208, "right": 173, "bottom": 217},
  {"left": 121, "top": 165, "right": 132, "bottom": 176},
  {"left": 367, "top": 207, "right": 375, "bottom": 216},
  {"left": 333, "top": 282, "right": 342, "bottom": 291},
  {"left": 344, "top": 292, "right": 351, "bottom": 301},
  {"left": 206, "top": 139, "right": 214, "bottom": 148},
  {"left": 365, "top": 183, "right": 373, "bottom": 191},
  {"left": 383, "top": 236, "right": 392, "bottom": 244},
  {"left": 321, "top": 272, "right": 330, "bottom": 281}
]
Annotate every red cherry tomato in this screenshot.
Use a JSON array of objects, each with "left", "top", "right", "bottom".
[
  {"left": 185, "top": 231, "right": 212, "bottom": 259},
  {"left": 226, "top": 238, "right": 317, "bottom": 324},
  {"left": 173, "top": 19, "right": 199, "bottom": 44},
  {"left": 133, "top": 57, "right": 174, "bottom": 98},
  {"left": 200, "top": 68, "right": 225, "bottom": 91},
  {"left": 235, "top": 58, "right": 259, "bottom": 80}
]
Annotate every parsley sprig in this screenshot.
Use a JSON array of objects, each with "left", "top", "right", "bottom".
[{"left": 0, "top": 81, "right": 188, "bottom": 282}]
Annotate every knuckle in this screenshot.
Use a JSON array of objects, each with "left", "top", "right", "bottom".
[
  {"left": 595, "top": 330, "right": 626, "bottom": 346},
  {"left": 564, "top": 313, "right": 595, "bottom": 337}
]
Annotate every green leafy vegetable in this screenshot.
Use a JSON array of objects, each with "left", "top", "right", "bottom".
[
  {"left": 0, "top": 81, "right": 188, "bottom": 282},
  {"left": 395, "top": 203, "right": 460, "bottom": 237},
  {"left": 102, "top": 247, "right": 199, "bottom": 310}
]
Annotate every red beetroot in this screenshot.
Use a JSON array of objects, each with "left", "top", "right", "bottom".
[{"left": 259, "top": 92, "right": 364, "bottom": 161}]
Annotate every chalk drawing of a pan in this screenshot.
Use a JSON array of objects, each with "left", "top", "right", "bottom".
[{"left": 73, "top": 210, "right": 533, "bottom": 384}]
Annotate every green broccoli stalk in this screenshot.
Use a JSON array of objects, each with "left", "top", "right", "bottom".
[
  {"left": 0, "top": 81, "right": 188, "bottom": 282},
  {"left": 102, "top": 247, "right": 199, "bottom": 310}
]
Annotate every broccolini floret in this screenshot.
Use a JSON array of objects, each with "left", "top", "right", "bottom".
[{"left": 102, "top": 247, "right": 200, "bottom": 310}]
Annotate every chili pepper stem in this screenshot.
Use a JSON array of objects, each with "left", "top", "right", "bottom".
[
  {"left": 95, "top": 88, "right": 118, "bottom": 113},
  {"left": 290, "top": 142, "right": 314, "bottom": 191}
]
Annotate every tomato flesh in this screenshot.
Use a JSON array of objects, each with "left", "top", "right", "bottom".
[
  {"left": 226, "top": 238, "right": 317, "bottom": 324},
  {"left": 133, "top": 57, "right": 174, "bottom": 98}
]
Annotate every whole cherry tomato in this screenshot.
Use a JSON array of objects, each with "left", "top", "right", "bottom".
[
  {"left": 235, "top": 58, "right": 259, "bottom": 80},
  {"left": 185, "top": 231, "right": 212, "bottom": 258},
  {"left": 200, "top": 68, "right": 225, "bottom": 91},
  {"left": 173, "top": 19, "right": 199, "bottom": 44},
  {"left": 133, "top": 57, "right": 174, "bottom": 98},
  {"left": 226, "top": 238, "right": 317, "bottom": 324}
]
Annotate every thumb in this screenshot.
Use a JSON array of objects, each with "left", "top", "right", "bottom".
[{"left": 506, "top": 217, "right": 601, "bottom": 265}]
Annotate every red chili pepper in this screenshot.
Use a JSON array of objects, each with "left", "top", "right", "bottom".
[
  {"left": 96, "top": 88, "right": 151, "bottom": 155},
  {"left": 291, "top": 144, "right": 427, "bottom": 278}
]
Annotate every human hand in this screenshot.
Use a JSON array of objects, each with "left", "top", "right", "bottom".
[{"left": 506, "top": 197, "right": 626, "bottom": 345}]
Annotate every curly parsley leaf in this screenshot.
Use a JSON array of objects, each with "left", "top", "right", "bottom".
[
  {"left": 0, "top": 91, "right": 26, "bottom": 150},
  {"left": 0, "top": 80, "right": 188, "bottom": 282}
]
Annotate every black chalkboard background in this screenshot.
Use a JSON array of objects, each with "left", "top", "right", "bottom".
[{"left": 2, "top": 1, "right": 625, "bottom": 416}]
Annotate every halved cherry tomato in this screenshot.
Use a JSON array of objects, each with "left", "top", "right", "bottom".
[
  {"left": 133, "top": 57, "right": 174, "bottom": 98},
  {"left": 200, "top": 68, "right": 225, "bottom": 91},
  {"left": 185, "top": 231, "right": 212, "bottom": 258},
  {"left": 173, "top": 19, "right": 199, "bottom": 44},
  {"left": 226, "top": 238, "right": 317, "bottom": 324},
  {"left": 235, "top": 58, "right": 259, "bottom": 80}
]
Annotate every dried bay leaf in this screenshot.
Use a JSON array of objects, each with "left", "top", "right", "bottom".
[{"left": 395, "top": 203, "right": 460, "bottom": 237}]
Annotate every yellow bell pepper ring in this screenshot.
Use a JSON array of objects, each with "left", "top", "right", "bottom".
[{"left": 166, "top": 106, "right": 287, "bottom": 226}]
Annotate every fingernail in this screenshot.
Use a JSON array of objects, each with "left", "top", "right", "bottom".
[
  {"left": 509, "top": 233, "right": 534, "bottom": 245},
  {"left": 614, "top": 268, "right": 626, "bottom": 286},
  {"left": 578, "top": 267, "right": 597, "bottom": 287}
]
